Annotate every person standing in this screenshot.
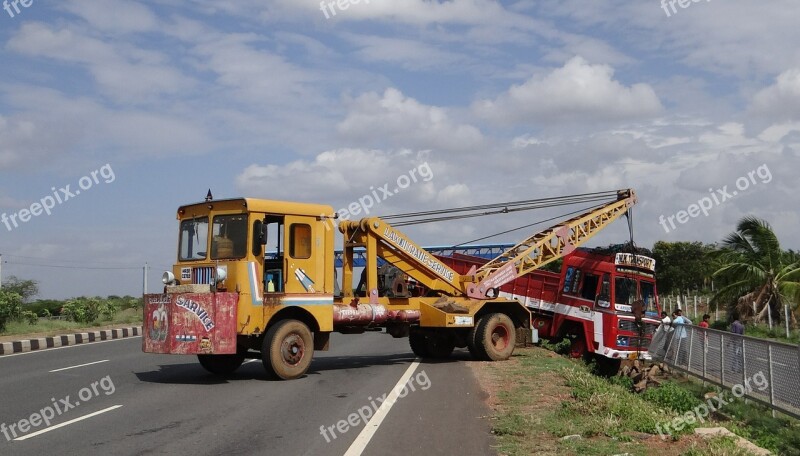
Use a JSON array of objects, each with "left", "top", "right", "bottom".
[
  {"left": 699, "top": 314, "right": 710, "bottom": 352},
  {"left": 672, "top": 309, "right": 690, "bottom": 365},
  {"left": 730, "top": 314, "right": 745, "bottom": 373},
  {"left": 655, "top": 311, "right": 672, "bottom": 357}
]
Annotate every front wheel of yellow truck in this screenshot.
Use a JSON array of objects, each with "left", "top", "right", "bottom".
[
  {"left": 262, "top": 319, "right": 314, "bottom": 380},
  {"left": 197, "top": 353, "right": 246, "bottom": 375}
]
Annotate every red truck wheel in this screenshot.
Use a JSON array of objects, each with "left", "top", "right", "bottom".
[
  {"left": 262, "top": 319, "right": 314, "bottom": 380},
  {"left": 197, "top": 353, "right": 245, "bottom": 375},
  {"left": 473, "top": 313, "right": 515, "bottom": 361}
]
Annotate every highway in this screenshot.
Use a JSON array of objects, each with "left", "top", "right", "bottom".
[{"left": 0, "top": 334, "right": 494, "bottom": 456}]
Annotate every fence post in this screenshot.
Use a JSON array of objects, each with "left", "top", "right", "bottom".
[
  {"left": 785, "top": 305, "right": 790, "bottom": 339},
  {"left": 702, "top": 328, "right": 707, "bottom": 387},
  {"left": 694, "top": 296, "right": 698, "bottom": 320},
  {"left": 720, "top": 332, "right": 725, "bottom": 386},
  {"left": 768, "top": 344, "right": 776, "bottom": 418},
  {"left": 742, "top": 337, "right": 748, "bottom": 404},
  {"left": 768, "top": 305, "right": 773, "bottom": 330}
]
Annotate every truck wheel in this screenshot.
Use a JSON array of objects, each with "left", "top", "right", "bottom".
[
  {"left": 425, "top": 331, "right": 455, "bottom": 359},
  {"left": 197, "top": 353, "right": 245, "bottom": 375},
  {"left": 409, "top": 328, "right": 430, "bottom": 357},
  {"left": 467, "top": 319, "right": 481, "bottom": 359},
  {"left": 474, "top": 313, "right": 516, "bottom": 361},
  {"left": 262, "top": 319, "right": 314, "bottom": 380}
]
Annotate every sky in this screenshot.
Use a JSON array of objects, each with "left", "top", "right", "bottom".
[{"left": 0, "top": 0, "right": 798, "bottom": 299}]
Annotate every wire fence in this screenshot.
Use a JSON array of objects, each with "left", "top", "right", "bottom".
[{"left": 650, "top": 324, "right": 800, "bottom": 419}]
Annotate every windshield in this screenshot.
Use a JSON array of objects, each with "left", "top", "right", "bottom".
[
  {"left": 640, "top": 281, "right": 658, "bottom": 316},
  {"left": 614, "top": 277, "right": 636, "bottom": 307},
  {"left": 212, "top": 214, "right": 248, "bottom": 259},
  {"left": 179, "top": 217, "right": 209, "bottom": 261}
]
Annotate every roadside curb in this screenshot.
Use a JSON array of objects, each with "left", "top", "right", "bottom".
[{"left": 0, "top": 326, "right": 142, "bottom": 356}]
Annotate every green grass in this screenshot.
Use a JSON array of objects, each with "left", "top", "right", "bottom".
[
  {"left": 745, "top": 324, "right": 800, "bottom": 345},
  {"left": 682, "top": 435, "right": 757, "bottom": 456},
  {"left": 0, "top": 308, "right": 142, "bottom": 337}
]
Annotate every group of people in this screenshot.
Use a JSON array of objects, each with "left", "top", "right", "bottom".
[{"left": 655, "top": 308, "right": 745, "bottom": 372}]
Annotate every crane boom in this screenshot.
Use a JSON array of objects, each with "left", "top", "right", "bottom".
[
  {"left": 339, "top": 189, "right": 637, "bottom": 300},
  {"left": 462, "top": 189, "right": 636, "bottom": 298}
]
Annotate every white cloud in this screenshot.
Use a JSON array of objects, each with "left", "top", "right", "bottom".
[
  {"left": 751, "top": 68, "right": 800, "bottom": 120},
  {"left": 474, "top": 57, "right": 662, "bottom": 123},
  {"left": 338, "top": 88, "right": 484, "bottom": 152}
]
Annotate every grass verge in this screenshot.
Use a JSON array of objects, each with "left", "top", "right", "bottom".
[{"left": 0, "top": 308, "right": 142, "bottom": 339}]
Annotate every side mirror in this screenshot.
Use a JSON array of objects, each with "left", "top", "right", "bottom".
[{"left": 252, "top": 220, "right": 266, "bottom": 257}]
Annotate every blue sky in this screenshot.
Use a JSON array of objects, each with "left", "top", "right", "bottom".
[{"left": 1, "top": 0, "right": 798, "bottom": 299}]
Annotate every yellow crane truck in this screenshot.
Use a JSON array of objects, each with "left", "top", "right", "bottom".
[{"left": 143, "top": 190, "right": 637, "bottom": 379}]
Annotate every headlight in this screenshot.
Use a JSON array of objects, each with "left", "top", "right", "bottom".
[
  {"left": 162, "top": 271, "right": 176, "bottom": 284},
  {"left": 215, "top": 266, "right": 227, "bottom": 283},
  {"left": 616, "top": 336, "right": 629, "bottom": 347}
]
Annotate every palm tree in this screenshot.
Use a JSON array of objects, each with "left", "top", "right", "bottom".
[{"left": 711, "top": 216, "right": 800, "bottom": 325}]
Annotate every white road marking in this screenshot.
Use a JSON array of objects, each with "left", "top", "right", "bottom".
[
  {"left": 0, "top": 336, "right": 141, "bottom": 359},
  {"left": 49, "top": 359, "right": 109, "bottom": 373},
  {"left": 344, "top": 359, "right": 421, "bottom": 456},
  {"left": 14, "top": 405, "right": 124, "bottom": 441}
]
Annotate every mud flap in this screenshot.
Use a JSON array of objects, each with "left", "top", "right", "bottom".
[{"left": 142, "top": 293, "right": 238, "bottom": 355}]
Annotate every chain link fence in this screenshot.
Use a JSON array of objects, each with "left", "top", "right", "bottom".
[{"left": 650, "top": 323, "right": 800, "bottom": 419}]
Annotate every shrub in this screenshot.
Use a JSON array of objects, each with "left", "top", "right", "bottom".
[
  {"left": 21, "top": 310, "right": 38, "bottom": 325},
  {"left": 62, "top": 297, "right": 102, "bottom": 323},
  {"left": 642, "top": 381, "right": 703, "bottom": 414},
  {"left": 0, "top": 290, "right": 22, "bottom": 332}
]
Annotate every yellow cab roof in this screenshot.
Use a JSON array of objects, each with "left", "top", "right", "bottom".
[{"left": 177, "top": 198, "right": 335, "bottom": 219}]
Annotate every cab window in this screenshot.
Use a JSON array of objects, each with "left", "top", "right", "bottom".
[
  {"left": 290, "top": 224, "right": 312, "bottom": 259},
  {"left": 179, "top": 217, "right": 208, "bottom": 261},
  {"left": 640, "top": 281, "right": 657, "bottom": 315},
  {"left": 211, "top": 215, "right": 248, "bottom": 259},
  {"left": 614, "top": 277, "right": 636, "bottom": 305}
]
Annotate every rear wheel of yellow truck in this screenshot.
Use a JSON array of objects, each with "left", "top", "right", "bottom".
[
  {"left": 473, "top": 313, "right": 516, "bottom": 361},
  {"left": 262, "top": 319, "right": 314, "bottom": 380},
  {"left": 197, "top": 353, "right": 246, "bottom": 375}
]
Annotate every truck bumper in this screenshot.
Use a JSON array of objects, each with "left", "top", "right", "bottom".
[{"left": 142, "top": 293, "right": 238, "bottom": 355}]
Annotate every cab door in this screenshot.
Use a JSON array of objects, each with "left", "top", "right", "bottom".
[{"left": 283, "top": 216, "right": 320, "bottom": 294}]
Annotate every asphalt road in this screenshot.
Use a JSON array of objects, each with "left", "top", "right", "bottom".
[{"left": 0, "top": 333, "right": 494, "bottom": 456}]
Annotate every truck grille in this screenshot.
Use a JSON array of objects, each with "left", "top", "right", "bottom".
[
  {"left": 618, "top": 320, "right": 658, "bottom": 336},
  {"left": 192, "top": 267, "right": 214, "bottom": 284}
]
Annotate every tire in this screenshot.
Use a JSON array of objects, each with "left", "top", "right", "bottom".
[
  {"left": 197, "top": 353, "right": 245, "bottom": 375},
  {"left": 473, "top": 313, "right": 516, "bottom": 361},
  {"left": 262, "top": 319, "right": 314, "bottom": 380},
  {"left": 409, "top": 328, "right": 430, "bottom": 358},
  {"left": 425, "top": 331, "right": 455, "bottom": 359},
  {"left": 466, "top": 319, "right": 482, "bottom": 359}
]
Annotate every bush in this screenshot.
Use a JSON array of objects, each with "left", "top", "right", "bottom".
[
  {"left": 21, "top": 310, "right": 38, "bottom": 326},
  {"left": 642, "top": 381, "right": 703, "bottom": 414},
  {"left": 61, "top": 297, "right": 102, "bottom": 323},
  {"left": 0, "top": 290, "right": 23, "bottom": 332},
  {"left": 710, "top": 320, "right": 728, "bottom": 331}
]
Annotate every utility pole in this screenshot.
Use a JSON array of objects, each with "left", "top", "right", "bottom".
[
  {"left": 143, "top": 262, "right": 148, "bottom": 295},
  {"left": 0, "top": 253, "right": 3, "bottom": 289}
]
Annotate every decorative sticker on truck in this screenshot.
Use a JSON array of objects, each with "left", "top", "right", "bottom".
[
  {"left": 383, "top": 227, "right": 455, "bottom": 282},
  {"left": 175, "top": 296, "right": 215, "bottom": 331}
]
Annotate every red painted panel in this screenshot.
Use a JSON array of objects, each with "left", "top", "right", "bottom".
[{"left": 142, "top": 293, "right": 238, "bottom": 355}]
